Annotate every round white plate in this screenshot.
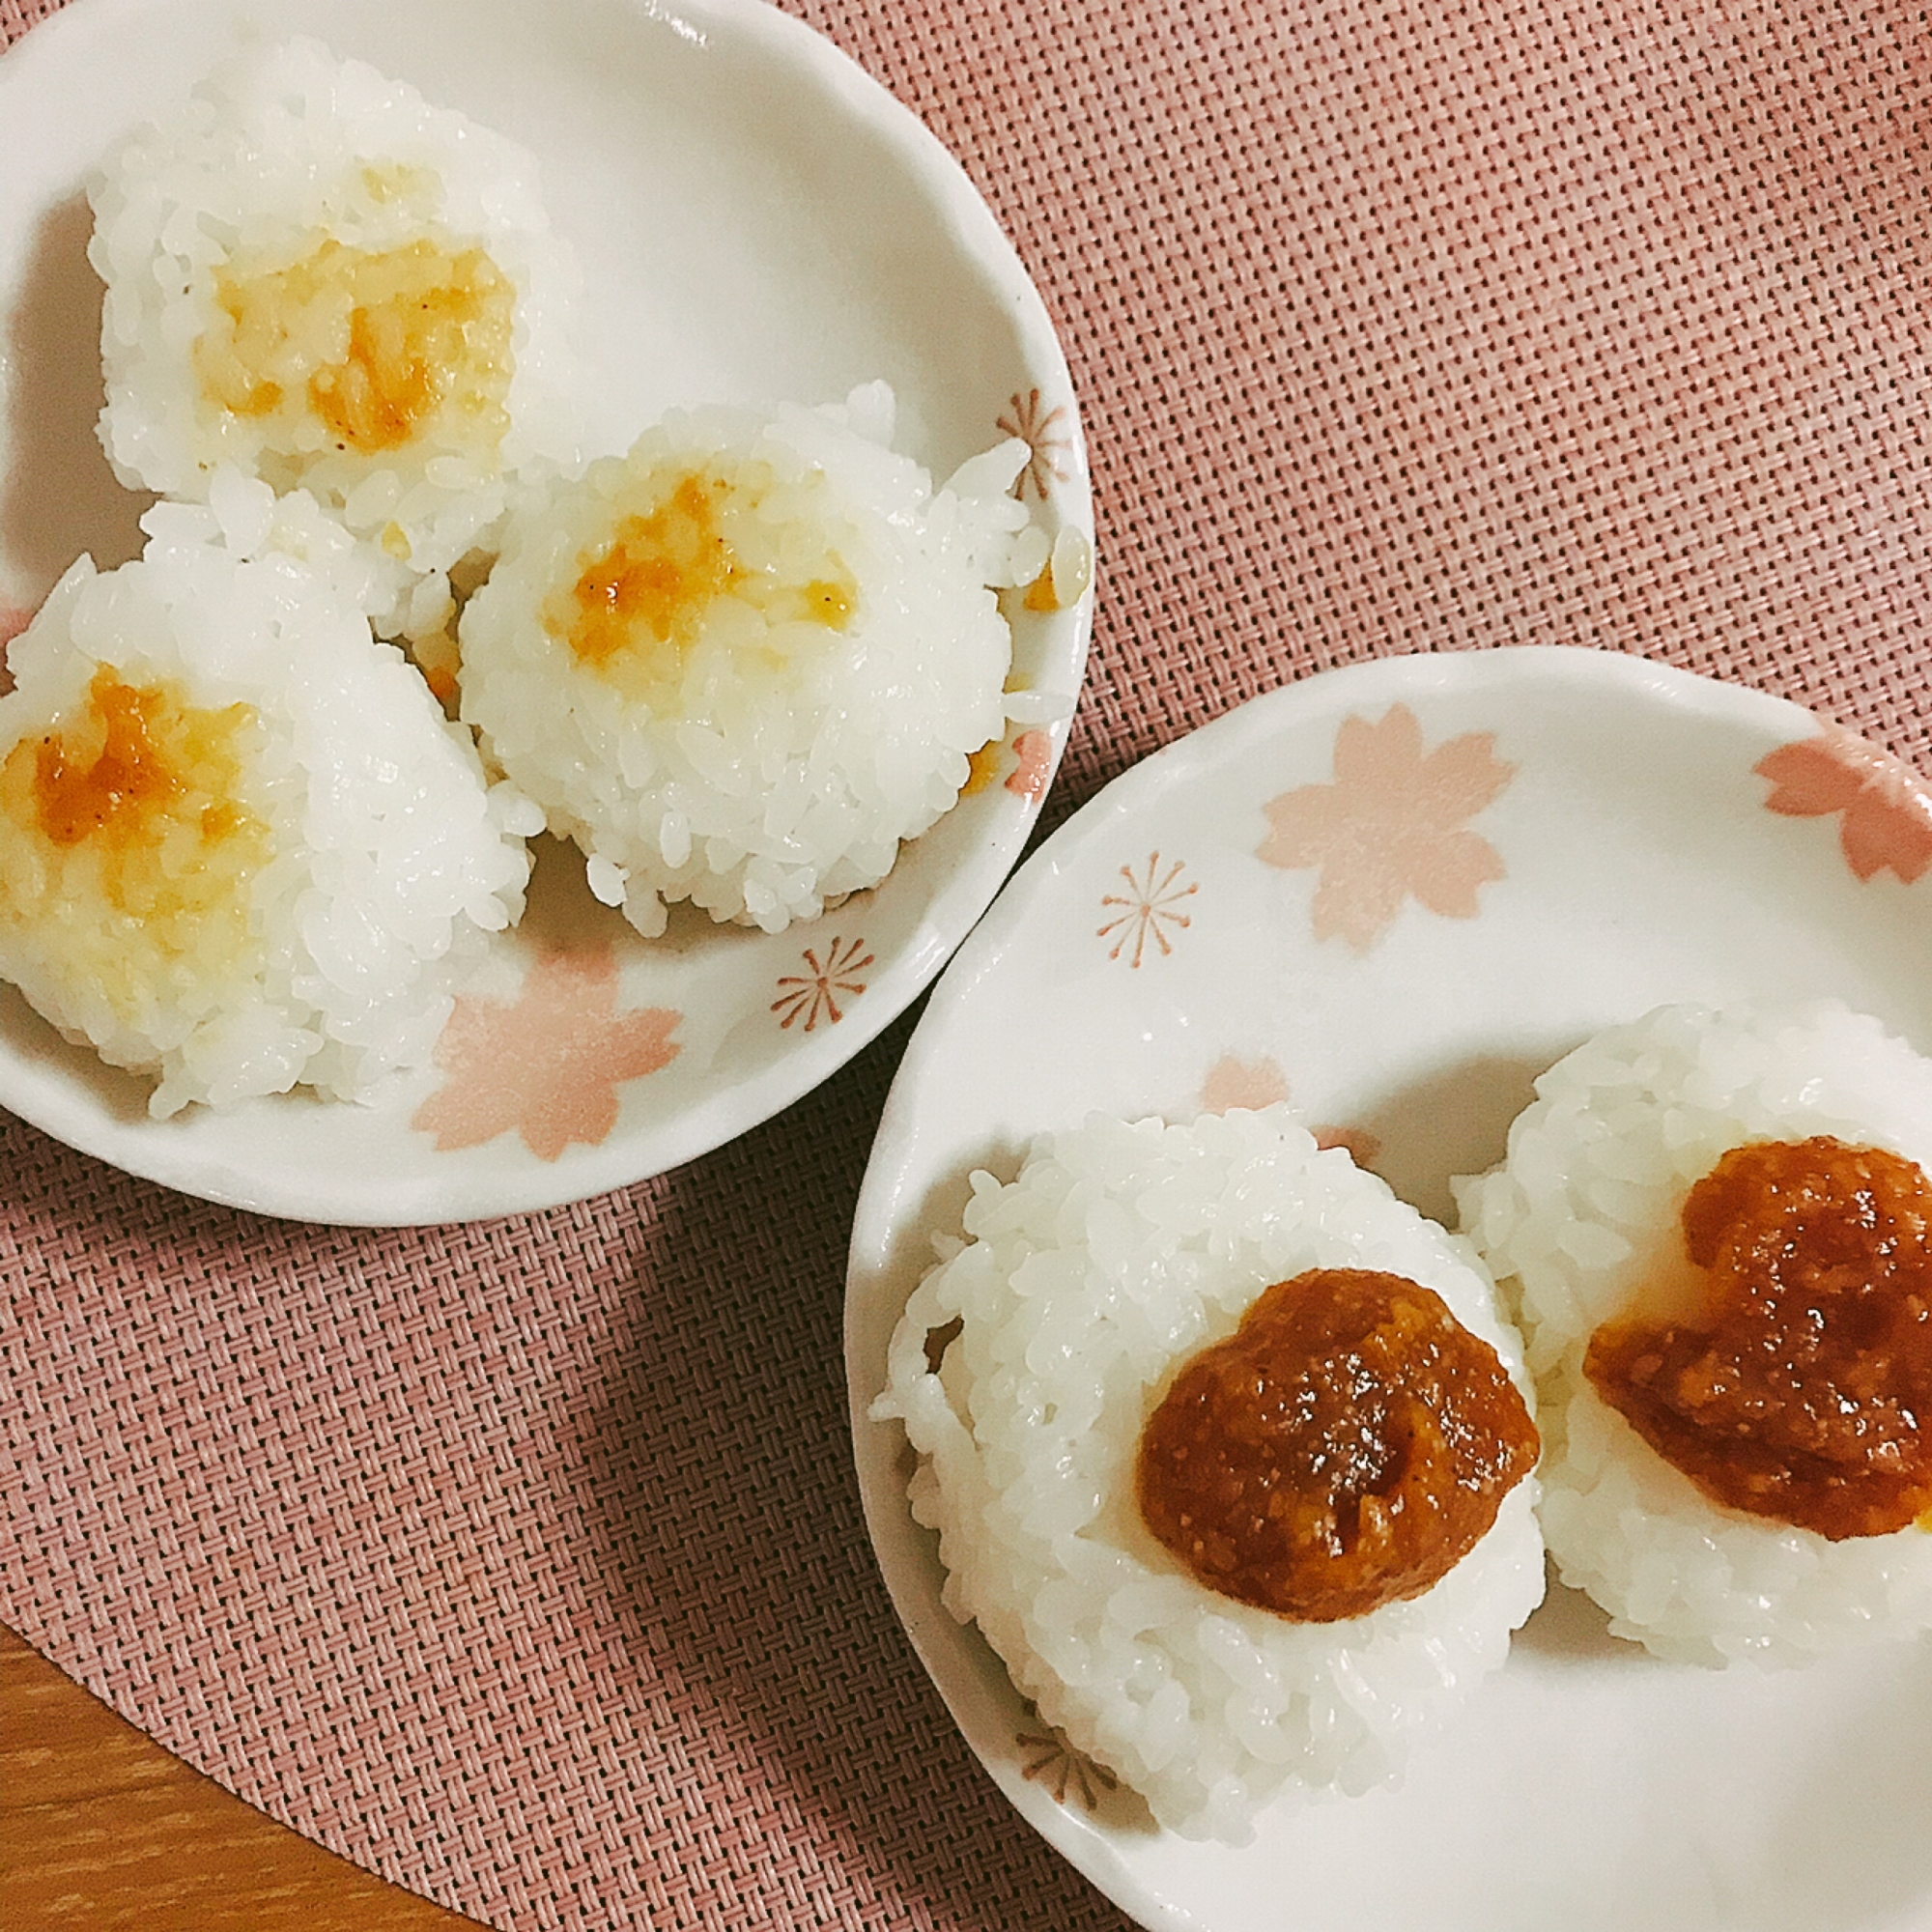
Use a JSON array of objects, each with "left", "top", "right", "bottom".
[
  {"left": 0, "top": 0, "right": 1090, "bottom": 1224},
  {"left": 847, "top": 646, "right": 1932, "bottom": 1932}
]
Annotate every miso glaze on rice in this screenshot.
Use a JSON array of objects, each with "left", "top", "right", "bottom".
[
  {"left": 88, "top": 37, "right": 581, "bottom": 639},
  {"left": 1456, "top": 1000, "right": 1932, "bottom": 1666},
  {"left": 458, "top": 382, "right": 1051, "bottom": 937},
  {"left": 871, "top": 1107, "right": 1545, "bottom": 1843},
  {"left": 0, "top": 483, "right": 535, "bottom": 1118}
]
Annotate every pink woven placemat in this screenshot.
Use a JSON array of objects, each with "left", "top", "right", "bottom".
[{"left": 5, "top": 0, "right": 1931, "bottom": 1925}]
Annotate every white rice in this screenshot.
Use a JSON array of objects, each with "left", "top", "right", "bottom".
[
  {"left": 89, "top": 37, "right": 582, "bottom": 638},
  {"left": 457, "top": 382, "right": 1050, "bottom": 937},
  {"left": 871, "top": 1106, "right": 1546, "bottom": 1843},
  {"left": 0, "top": 482, "right": 536, "bottom": 1117},
  {"left": 1455, "top": 1000, "right": 1932, "bottom": 1665}
]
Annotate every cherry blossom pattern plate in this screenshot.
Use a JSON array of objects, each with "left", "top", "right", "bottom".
[
  {"left": 847, "top": 645, "right": 1932, "bottom": 1932},
  {"left": 0, "top": 0, "right": 1091, "bottom": 1224}
]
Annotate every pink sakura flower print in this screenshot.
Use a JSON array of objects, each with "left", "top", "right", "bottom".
[
  {"left": 412, "top": 944, "right": 680, "bottom": 1159},
  {"left": 1006, "top": 728, "right": 1053, "bottom": 801},
  {"left": 1754, "top": 725, "right": 1932, "bottom": 885},
  {"left": 1016, "top": 1724, "right": 1117, "bottom": 1810},
  {"left": 997, "top": 388, "right": 1072, "bottom": 501},
  {"left": 1197, "top": 1054, "right": 1379, "bottom": 1162},
  {"left": 1201, "top": 1053, "right": 1292, "bottom": 1113},
  {"left": 772, "top": 934, "right": 874, "bottom": 1032},
  {"left": 1315, "top": 1122, "right": 1382, "bottom": 1167},
  {"left": 1098, "top": 852, "right": 1198, "bottom": 966},
  {"left": 1259, "top": 704, "right": 1515, "bottom": 952}
]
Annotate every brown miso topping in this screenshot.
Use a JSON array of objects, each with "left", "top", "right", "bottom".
[
  {"left": 198, "top": 238, "right": 514, "bottom": 456},
  {"left": 1136, "top": 1268, "right": 1539, "bottom": 1622},
  {"left": 1585, "top": 1136, "right": 1932, "bottom": 1541}
]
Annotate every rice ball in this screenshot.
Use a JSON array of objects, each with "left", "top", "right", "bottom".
[
  {"left": 871, "top": 1107, "right": 1546, "bottom": 1843},
  {"left": 0, "top": 485, "right": 536, "bottom": 1117},
  {"left": 457, "top": 382, "right": 1049, "bottom": 936},
  {"left": 1455, "top": 1001, "right": 1932, "bottom": 1665},
  {"left": 88, "top": 37, "right": 582, "bottom": 635}
]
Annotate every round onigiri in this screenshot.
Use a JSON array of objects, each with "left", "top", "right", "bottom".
[
  {"left": 870, "top": 1106, "right": 1546, "bottom": 1843},
  {"left": 455, "top": 382, "right": 1052, "bottom": 937},
  {"left": 1455, "top": 1000, "right": 1932, "bottom": 1666},
  {"left": 88, "top": 37, "right": 582, "bottom": 635},
  {"left": 0, "top": 484, "right": 537, "bottom": 1117}
]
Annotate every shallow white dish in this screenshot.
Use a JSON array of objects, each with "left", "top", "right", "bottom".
[
  {"left": 0, "top": 0, "right": 1090, "bottom": 1224},
  {"left": 847, "top": 645, "right": 1932, "bottom": 1932}
]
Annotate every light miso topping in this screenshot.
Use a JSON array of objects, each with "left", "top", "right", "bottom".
[
  {"left": 194, "top": 234, "right": 515, "bottom": 469},
  {"left": 0, "top": 667, "right": 270, "bottom": 1017},
  {"left": 549, "top": 462, "right": 861, "bottom": 708}
]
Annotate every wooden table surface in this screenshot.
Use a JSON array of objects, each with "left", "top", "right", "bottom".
[{"left": 0, "top": 1621, "right": 483, "bottom": 1930}]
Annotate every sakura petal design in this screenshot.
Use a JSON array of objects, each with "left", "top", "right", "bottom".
[
  {"left": 1314, "top": 1123, "right": 1382, "bottom": 1167},
  {"left": 412, "top": 946, "right": 681, "bottom": 1160},
  {"left": 1006, "top": 729, "right": 1054, "bottom": 801},
  {"left": 1259, "top": 704, "right": 1515, "bottom": 952},
  {"left": 1201, "top": 1054, "right": 1292, "bottom": 1114},
  {"left": 1755, "top": 726, "right": 1932, "bottom": 885}
]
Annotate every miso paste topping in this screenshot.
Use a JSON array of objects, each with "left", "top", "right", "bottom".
[
  {"left": 196, "top": 236, "right": 514, "bottom": 462},
  {"left": 552, "top": 463, "right": 858, "bottom": 706},
  {"left": 0, "top": 668, "right": 270, "bottom": 1017},
  {"left": 1585, "top": 1136, "right": 1932, "bottom": 1540},
  {"left": 1137, "top": 1268, "right": 1539, "bottom": 1622}
]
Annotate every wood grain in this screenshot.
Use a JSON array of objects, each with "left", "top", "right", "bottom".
[{"left": 0, "top": 1622, "right": 485, "bottom": 1931}]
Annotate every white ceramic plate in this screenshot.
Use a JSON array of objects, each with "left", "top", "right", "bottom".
[
  {"left": 0, "top": 0, "right": 1091, "bottom": 1224},
  {"left": 847, "top": 646, "right": 1932, "bottom": 1932}
]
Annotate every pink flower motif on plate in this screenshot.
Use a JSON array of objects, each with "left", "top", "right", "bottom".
[
  {"left": 1754, "top": 725, "right": 1932, "bottom": 885},
  {"left": 1006, "top": 727, "right": 1054, "bottom": 802},
  {"left": 1315, "top": 1122, "right": 1382, "bottom": 1167},
  {"left": 1198, "top": 1054, "right": 1378, "bottom": 1162},
  {"left": 772, "top": 934, "right": 874, "bottom": 1032},
  {"left": 1259, "top": 703, "right": 1515, "bottom": 952},
  {"left": 1098, "top": 852, "right": 1198, "bottom": 966},
  {"left": 412, "top": 944, "right": 681, "bottom": 1160},
  {"left": 997, "top": 387, "right": 1072, "bottom": 501},
  {"left": 1201, "top": 1054, "right": 1292, "bottom": 1113}
]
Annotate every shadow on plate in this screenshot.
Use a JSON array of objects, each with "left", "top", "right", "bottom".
[
  {"left": 2, "top": 189, "right": 153, "bottom": 607},
  {"left": 1349, "top": 1042, "right": 1577, "bottom": 1229}
]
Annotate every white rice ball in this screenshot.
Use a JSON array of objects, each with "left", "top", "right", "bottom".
[
  {"left": 458, "top": 382, "right": 1049, "bottom": 936},
  {"left": 0, "top": 484, "right": 535, "bottom": 1117},
  {"left": 1455, "top": 1001, "right": 1932, "bottom": 1665},
  {"left": 89, "top": 37, "right": 582, "bottom": 629},
  {"left": 871, "top": 1107, "right": 1546, "bottom": 1843}
]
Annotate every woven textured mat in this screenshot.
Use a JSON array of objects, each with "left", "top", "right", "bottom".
[{"left": 5, "top": 0, "right": 1932, "bottom": 1925}]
